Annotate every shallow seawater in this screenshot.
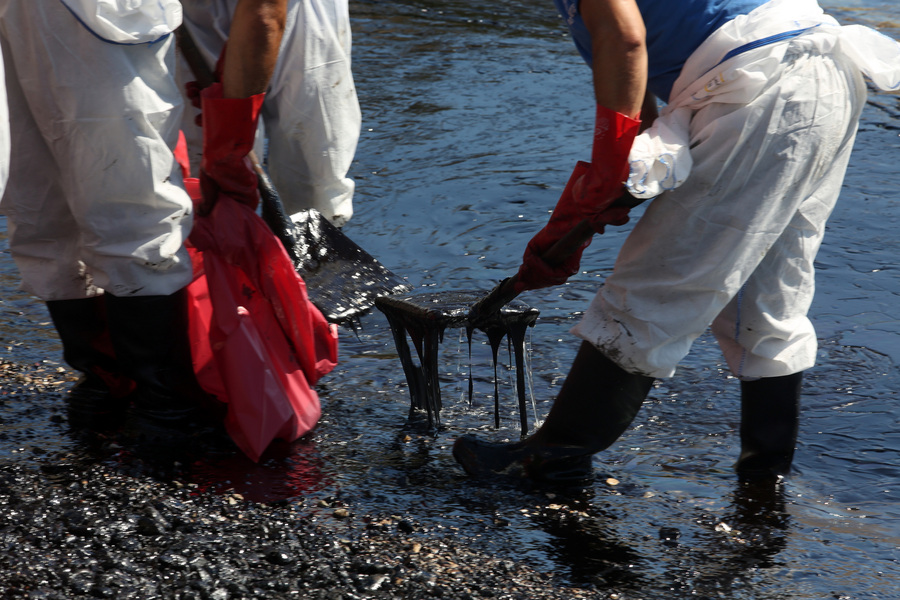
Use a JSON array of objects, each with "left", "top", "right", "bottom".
[{"left": 1, "top": 2, "right": 899, "bottom": 598}]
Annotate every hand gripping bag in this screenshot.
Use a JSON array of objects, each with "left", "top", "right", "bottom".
[{"left": 182, "top": 173, "right": 338, "bottom": 462}]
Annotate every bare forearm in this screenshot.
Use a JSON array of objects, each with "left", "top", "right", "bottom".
[
  {"left": 222, "top": 0, "right": 287, "bottom": 98},
  {"left": 581, "top": 0, "right": 647, "bottom": 118}
]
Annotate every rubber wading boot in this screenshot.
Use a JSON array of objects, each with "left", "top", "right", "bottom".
[
  {"left": 46, "top": 297, "right": 135, "bottom": 430},
  {"left": 104, "top": 289, "right": 217, "bottom": 438},
  {"left": 735, "top": 372, "right": 802, "bottom": 481},
  {"left": 453, "top": 341, "right": 654, "bottom": 484}
]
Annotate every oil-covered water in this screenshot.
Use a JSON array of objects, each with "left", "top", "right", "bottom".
[
  {"left": 1, "top": 2, "right": 898, "bottom": 598},
  {"left": 374, "top": 290, "right": 540, "bottom": 431}
]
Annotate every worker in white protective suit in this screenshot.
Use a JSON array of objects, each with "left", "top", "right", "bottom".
[
  {"left": 0, "top": 0, "right": 288, "bottom": 436},
  {"left": 454, "top": 0, "right": 900, "bottom": 484},
  {"left": 177, "top": 0, "right": 361, "bottom": 227}
]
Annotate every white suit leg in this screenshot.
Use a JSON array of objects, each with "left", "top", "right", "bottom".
[
  {"left": 0, "top": 3, "right": 193, "bottom": 301},
  {"left": 178, "top": 0, "right": 361, "bottom": 226},
  {"left": 265, "top": 0, "right": 361, "bottom": 226}
]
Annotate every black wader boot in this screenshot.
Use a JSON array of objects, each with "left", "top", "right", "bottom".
[
  {"left": 736, "top": 372, "right": 802, "bottom": 481},
  {"left": 104, "top": 289, "right": 216, "bottom": 437},
  {"left": 453, "top": 341, "right": 654, "bottom": 484},
  {"left": 46, "top": 296, "right": 133, "bottom": 429}
]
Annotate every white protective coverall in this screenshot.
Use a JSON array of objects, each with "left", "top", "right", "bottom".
[
  {"left": 177, "top": 0, "right": 361, "bottom": 227},
  {"left": 573, "top": 0, "right": 900, "bottom": 380},
  {"left": 0, "top": 1, "right": 193, "bottom": 301}
]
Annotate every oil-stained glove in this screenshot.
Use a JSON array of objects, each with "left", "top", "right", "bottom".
[
  {"left": 574, "top": 104, "right": 641, "bottom": 233},
  {"left": 513, "top": 162, "right": 593, "bottom": 293},
  {"left": 184, "top": 42, "right": 227, "bottom": 127},
  {"left": 198, "top": 82, "right": 265, "bottom": 215}
]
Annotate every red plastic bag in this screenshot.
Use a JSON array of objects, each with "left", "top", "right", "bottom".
[{"left": 183, "top": 177, "right": 338, "bottom": 462}]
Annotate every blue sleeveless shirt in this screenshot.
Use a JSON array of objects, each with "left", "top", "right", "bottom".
[{"left": 553, "top": 0, "right": 768, "bottom": 101}]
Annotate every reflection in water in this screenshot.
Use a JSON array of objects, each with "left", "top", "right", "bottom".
[
  {"left": 727, "top": 480, "right": 791, "bottom": 567},
  {"left": 530, "top": 491, "right": 650, "bottom": 590},
  {"left": 185, "top": 437, "right": 332, "bottom": 504},
  {"left": 523, "top": 479, "right": 792, "bottom": 596},
  {"left": 686, "top": 480, "right": 791, "bottom": 597}
]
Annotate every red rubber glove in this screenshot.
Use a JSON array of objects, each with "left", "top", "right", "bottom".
[
  {"left": 185, "top": 80, "right": 203, "bottom": 111},
  {"left": 574, "top": 104, "right": 641, "bottom": 233},
  {"left": 198, "top": 82, "right": 265, "bottom": 215},
  {"left": 513, "top": 161, "right": 592, "bottom": 294}
]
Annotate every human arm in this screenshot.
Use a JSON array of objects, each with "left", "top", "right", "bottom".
[
  {"left": 512, "top": 0, "right": 649, "bottom": 293},
  {"left": 581, "top": 0, "right": 647, "bottom": 119},
  {"left": 198, "top": 0, "right": 288, "bottom": 213},
  {"left": 221, "top": 0, "right": 287, "bottom": 98},
  {"left": 573, "top": 0, "right": 647, "bottom": 230}
]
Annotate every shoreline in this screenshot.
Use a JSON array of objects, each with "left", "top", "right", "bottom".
[{"left": 0, "top": 357, "right": 601, "bottom": 599}]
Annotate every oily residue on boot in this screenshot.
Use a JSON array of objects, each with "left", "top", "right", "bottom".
[{"left": 375, "top": 291, "right": 539, "bottom": 432}]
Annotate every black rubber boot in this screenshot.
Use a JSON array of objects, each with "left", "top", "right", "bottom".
[
  {"left": 46, "top": 297, "right": 133, "bottom": 429},
  {"left": 735, "top": 372, "right": 802, "bottom": 481},
  {"left": 453, "top": 341, "right": 654, "bottom": 485},
  {"left": 104, "top": 289, "right": 217, "bottom": 437}
]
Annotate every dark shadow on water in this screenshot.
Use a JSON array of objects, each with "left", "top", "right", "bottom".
[
  {"left": 474, "top": 474, "right": 794, "bottom": 596},
  {"left": 526, "top": 488, "right": 651, "bottom": 590}
]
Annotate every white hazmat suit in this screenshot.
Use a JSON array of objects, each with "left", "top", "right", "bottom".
[
  {"left": 573, "top": 0, "right": 900, "bottom": 380},
  {"left": 0, "top": 1, "right": 193, "bottom": 301},
  {"left": 177, "top": 0, "right": 361, "bottom": 227}
]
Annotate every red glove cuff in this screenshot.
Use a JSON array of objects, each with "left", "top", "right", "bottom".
[
  {"left": 199, "top": 83, "right": 265, "bottom": 213},
  {"left": 590, "top": 104, "right": 641, "bottom": 166},
  {"left": 575, "top": 105, "right": 641, "bottom": 233}
]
